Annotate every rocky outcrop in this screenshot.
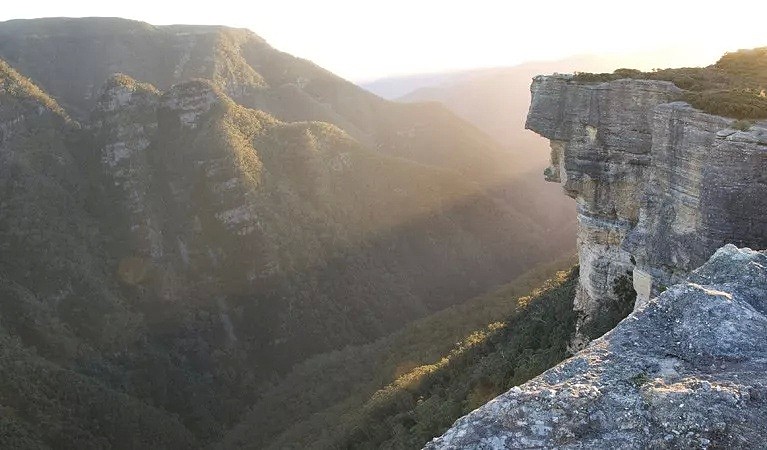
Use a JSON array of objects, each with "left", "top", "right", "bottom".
[
  {"left": 427, "top": 244, "right": 767, "bottom": 449},
  {"left": 160, "top": 80, "right": 223, "bottom": 129},
  {"left": 525, "top": 75, "right": 767, "bottom": 341},
  {"left": 625, "top": 102, "right": 767, "bottom": 306},
  {"left": 93, "top": 74, "right": 162, "bottom": 263},
  {"left": 427, "top": 73, "right": 767, "bottom": 450},
  {"left": 94, "top": 76, "right": 269, "bottom": 303}
]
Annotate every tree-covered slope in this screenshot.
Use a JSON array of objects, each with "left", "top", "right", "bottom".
[
  {"left": 0, "top": 53, "right": 574, "bottom": 444},
  {"left": 0, "top": 326, "right": 197, "bottom": 449},
  {"left": 0, "top": 17, "right": 579, "bottom": 446},
  {"left": 0, "top": 53, "right": 199, "bottom": 450},
  {"left": 92, "top": 73, "right": 553, "bottom": 366},
  {"left": 221, "top": 262, "right": 579, "bottom": 449},
  {"left": 0, "top": 58, "right": 135, "bottom": 362}
]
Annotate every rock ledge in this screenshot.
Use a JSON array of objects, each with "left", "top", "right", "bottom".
[{"left": 426, "top": 245, "right": 767, "bottom": 449}]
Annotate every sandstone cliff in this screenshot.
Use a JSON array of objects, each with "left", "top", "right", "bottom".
[
  {"left": 427, "top": 73, "right": 767, "bottom": 449},
  {"left": 526, "top": 75, "right": 767, "bottom": 342},
  {"left": 427, "top": 244, "right": 767, "bottom": 449}
]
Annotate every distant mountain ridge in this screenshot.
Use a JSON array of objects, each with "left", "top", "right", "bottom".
[
  {"left": 0, "top": 17, "right": 528, "bottom": 183},
  {"left": 363, "top": 50, "right": 721, "bottom": 159}
]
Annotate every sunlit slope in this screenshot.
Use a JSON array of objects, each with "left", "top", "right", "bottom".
[
  {"left": 0, "top": 55, "right": 571, "bottom": 443},
  {"left": 96, "top": 75, "right": 553, "bottom": 366},
  {"left": 221, "top": 261, "right": 578, "bottom": 449},
  {"left": 0, "top": 17, "right": 528, "bottom": 184}
]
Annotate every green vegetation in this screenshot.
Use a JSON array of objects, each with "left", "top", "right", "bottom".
[
  {"left": 0, "top": 329, "right": 197, "bottom": 449},
  {"left": 0, "top": 51, "right": 577, "bottom": 447},
  {"left": 223, "top": 262, "right": 578, "bottom": 449},
  {"left": 581, "top": 271, "right": 637, "bottom": 341},
  {"left": 0, "top": 18, "right": 582, "bottom": 448},
  {"left": 732, "top": 119, "right": 754, "bottom": 131},
  {"left": 105, "top": 72, "right": 161, "bottom": 95},
  {"left": 573, "top": 48, "right": 767, "bottom": 119},
  {"left": 630, "top": 372, "right": 650, "bottom": 387},
  {"left": 0, "top": 59, "right": 70, "bottom": 121},
  {"left": 0, "top": 62, "right": 196, "bottom": 448},
  {"left": 212, "top": 30, "right": 267, "bottom": 92},
  {"left": 334, "top": 267, "right": 578, "bottom": 449}
]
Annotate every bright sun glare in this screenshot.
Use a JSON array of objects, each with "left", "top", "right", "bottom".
[{"left": 1, "top": 0, "right": 765, "bottom": 81}]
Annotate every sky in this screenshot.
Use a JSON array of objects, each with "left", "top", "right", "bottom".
[{"left": 2, "top": 0, "right": 766, "bottom": 82}]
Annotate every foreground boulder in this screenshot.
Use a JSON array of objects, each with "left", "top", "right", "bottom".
[{"left": 427, "top": 244, "right": 767, "bottom": 449}]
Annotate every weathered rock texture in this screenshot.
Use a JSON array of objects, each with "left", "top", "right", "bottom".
[
  {"left": 526, "top": 75, "right": 767, "bottom": 340},
  {"left": 625, "top": 102, "right": 767, "bottom": 304},
  {"left": 427, "top": 244, "right": 767, "bottom": 449}
]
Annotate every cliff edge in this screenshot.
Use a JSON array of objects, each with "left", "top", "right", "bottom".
[
  {"left": 427, "top": 73, "right": 767, "bottom": 448},
  {"left": 427, "top": 244, "right": 767, "bottom": 449},
  {"left": 526, "top": 75, "right": 767, "bottom": 343}
]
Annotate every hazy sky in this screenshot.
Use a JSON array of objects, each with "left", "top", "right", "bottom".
[{"left": 2, "top": 0, "right": 765, "bottom": 81}]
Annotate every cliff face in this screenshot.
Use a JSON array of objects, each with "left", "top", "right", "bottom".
[
  {"left": 427, "top": 245, "right": 767, "bottom": 449},
  {"left": 525, "top": 75, "right": 767, "bottom": 340},
  {"left": 427, "top": 73, "right": 767, "bottom": 449},
  {"left": 626, "top": 102, "right": 767, "bottom": 303}
]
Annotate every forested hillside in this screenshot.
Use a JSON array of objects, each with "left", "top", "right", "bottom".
[
  {"left": 0, "top": 17, "right": 576, "bottom": 446},
  {"left": 222, "top": 262, "right": 579, "bottom": 449}
]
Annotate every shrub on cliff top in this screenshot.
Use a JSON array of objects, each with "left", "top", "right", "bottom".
[
  {"left": 572, "top": 47, "right": 767, "bottom": 119},
  {"left": 684, "top": 89, "right": 767, "bottom": 120},
  {"left": 732, "top": 119, "right": 754, "bottom": 131},
  {"left": 715, "top": 47, "right": 767, "bottom": 86}
]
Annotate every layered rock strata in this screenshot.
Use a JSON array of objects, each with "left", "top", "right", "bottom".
[
  {"left": 427, "top": 245, "right": 767, "bottom": 449},
  {"left": 525, "top": 75, "right": 767, "bottom": 339}
]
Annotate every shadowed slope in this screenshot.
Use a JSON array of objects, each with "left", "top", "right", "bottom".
[
  {"left": 0, "top": 55, "right": 199, "bottom": 450},
  {"left": 0, "top": 17, "right": 578, "bottom": 444},
  {"left": 0, "top": 57, "right": 572, "bottom": 443}
]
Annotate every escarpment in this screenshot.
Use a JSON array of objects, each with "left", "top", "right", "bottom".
[
  {"left": 525, "top": 74, "right": 767, "bottom": 342},
  {"left": 427, "top": 245, "right": 767, "bottom": 449},
  {"left": 426, "top": 58, "right": 767, "bottom": 449}
]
